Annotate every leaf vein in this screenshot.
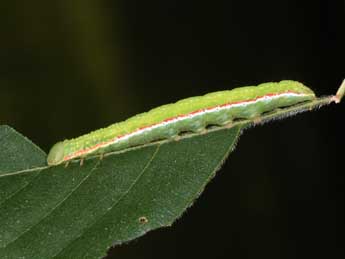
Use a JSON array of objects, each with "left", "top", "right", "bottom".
[
  {"left": 53, "top": 145, "right": 161, "bottom": 258},
  {"left": 0, "top": 170, "right": 43, "bottom": 208},
  {"left": 4, "top": 160, "right": 101, "bottom": 248}
]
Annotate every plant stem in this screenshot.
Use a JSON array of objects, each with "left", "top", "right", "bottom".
[{"left": 335, "top": 79, "right": 345, "bottom": 103}]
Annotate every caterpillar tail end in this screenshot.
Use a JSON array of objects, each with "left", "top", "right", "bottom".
[{"left": 334, "top": 79, "right": 345, "bottom": 104}]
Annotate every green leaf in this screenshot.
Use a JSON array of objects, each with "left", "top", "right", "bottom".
[
  {"left": 0, "top": 91, "right": 340, "bottom": 259},
  {"left": 0, "top": 125, "right": 47, "bottom": 209},
  {"left": 0, "top": 124, "right": 242, "bottom": 259},
  {"left": 0, "top": 125, "right": 46, "bottom": 174}
]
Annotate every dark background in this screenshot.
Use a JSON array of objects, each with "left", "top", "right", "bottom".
[{"left": 1, "top": 1, "right": 344, "bottom": 258}]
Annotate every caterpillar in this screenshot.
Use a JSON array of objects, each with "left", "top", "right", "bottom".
[{"left": 47, "top": 80, "right": 315, "bottom": 165}]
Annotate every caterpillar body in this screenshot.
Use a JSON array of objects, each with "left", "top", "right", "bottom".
[{"left": 47, "top": 80, "right": 315, "bottom": 165}]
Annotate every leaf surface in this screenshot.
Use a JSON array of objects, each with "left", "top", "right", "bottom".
[
  {"left": 0, "top": 92, "right": 338, "bottom": 259},
  {"left": 0, "top": 125, "right": 242, "bottom": 259}
]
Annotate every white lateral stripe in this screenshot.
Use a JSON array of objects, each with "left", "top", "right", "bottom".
[
  {"left": 112, "top": 93, "right": 305, "bottom": 143},
  {"left": 67, "top": 92, "right": 307, "bottom": 159}
]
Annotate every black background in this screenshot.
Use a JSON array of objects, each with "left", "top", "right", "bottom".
[{"left": 1, "top": 1, "right": 344, "bottom": 258}]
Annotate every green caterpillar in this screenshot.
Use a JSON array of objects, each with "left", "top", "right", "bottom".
[{"left": 47, "top": 80, "right": 315, "bottom": 165}]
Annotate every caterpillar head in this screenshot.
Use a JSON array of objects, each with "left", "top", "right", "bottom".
[{"left": 47, "top": 141, "right": 65, "bottom": 165}]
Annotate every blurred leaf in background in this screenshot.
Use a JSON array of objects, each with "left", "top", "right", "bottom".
[{"left": 0, "top": 1, "right": 130, "bottom": 149}]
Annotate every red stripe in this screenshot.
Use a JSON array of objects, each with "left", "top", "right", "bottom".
[{"left": 64, "top": 91, "right": 299, "bottom": 160}]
